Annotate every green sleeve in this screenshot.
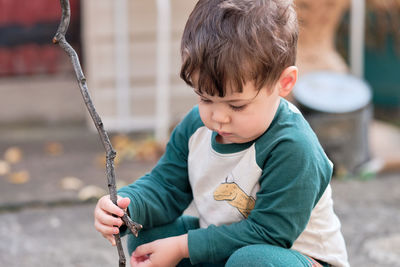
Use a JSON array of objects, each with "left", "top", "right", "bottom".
[
  {"left": 188, "top": 138, "right": 332, "bottom": 264},
  {"left": 118, "top": 107, "right": 202, "bottom": 229}
]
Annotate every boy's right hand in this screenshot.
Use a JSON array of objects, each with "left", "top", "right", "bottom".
[{"left": 94, "top": 194, "right": 130, "bottom": 246}]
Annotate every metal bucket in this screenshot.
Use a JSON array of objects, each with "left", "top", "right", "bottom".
[{"left": 293, "top": 71, "right": 372, "bottom": 175}]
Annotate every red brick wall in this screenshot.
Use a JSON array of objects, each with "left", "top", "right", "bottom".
[{"left": 0, "top": 0, "right": 80, "bottom": 76}]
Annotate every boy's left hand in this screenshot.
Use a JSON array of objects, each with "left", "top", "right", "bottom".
[{"left": 130, "top": 234, "right": 189, "bottom": 267}]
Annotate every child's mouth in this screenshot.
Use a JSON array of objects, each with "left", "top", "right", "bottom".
[{"left": 218, "top": 131, "right": 232, "bottom": 137}]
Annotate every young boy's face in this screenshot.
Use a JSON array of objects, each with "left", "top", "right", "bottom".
[{"left": 196, "top": 81, "right": 281, "bottom": 144}]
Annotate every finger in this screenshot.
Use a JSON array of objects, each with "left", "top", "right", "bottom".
[
  {"left": 105, "top": 235, "right": 116, "bottom": 246},
  {"left": 133, "top": 242, "right": 153, "bottom": 258},
  {"left": 94, "top": 221, "right": 120, "bottom": 235},
  {"left": 117, "top": 196, "right": 130, "bottom": 210},
  {"left": 96, "top": 210, "right": 123, "bottom": 227},
  {"left": 100, "top": 195, "right": 125, "bottom": 217},
  {"left": 130, "top": 253, "right": 150, "bottom": 266}
]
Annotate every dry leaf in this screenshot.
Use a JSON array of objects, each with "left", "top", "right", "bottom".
[
  {"left": 112, "top": 135, "right": 138, "bottom": 161},
  {"left": 111, "top": 135, "right": 132, "bottom": 150},
  {"left": 108, "top": 135, "right": 164, "bottom": 163},
  {"left": 136, "top": 139, "right": 164, "bottom": 161},
  {"left": 60, "top": 176, "right": 83, "bottom": 190},
  {"left": 8, "top": 171, "right": 30, "bottom": 184},
  {"left": 45, "top": 142, "right": 64, "bottom": 156},
  {"left": 0, "top": 160, "right": 10, "bottom": 176},
  {"left": 4, "top": 147, "right": 23, "bottom": 164},
  {"left": 121, "top": 143, "right": 138, "bottom": 160},
  {"left": 78, "top": 185, "right": 106, "bottom": 201}
]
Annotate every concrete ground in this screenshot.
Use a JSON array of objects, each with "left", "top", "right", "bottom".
[{"left": 0, "top": 124, "right": 399, "bottom": 267}]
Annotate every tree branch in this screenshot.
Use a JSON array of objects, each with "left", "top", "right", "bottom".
[{"left": 53, "top": 1, "right": 142, "bottom": 266}]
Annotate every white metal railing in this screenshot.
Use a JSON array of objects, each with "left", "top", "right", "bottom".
[
  {"left": 111, "top": 0, "right": 172, "bottom": 141},
  {"left": 155, "top": 0, "right": 171, "bottom": 142},
  {"left": 114, "top": 0, "right": 131, "bottom": 132},
  {"left": 350, "top": 0, "right": 366, "bottom": 79}
]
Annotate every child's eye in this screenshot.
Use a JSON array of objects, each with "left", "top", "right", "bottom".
[
  {"left": 229, "top": 104, "right": 247, "bottom": 111},
  {"left": 200, "top": 98, "right": 212, "bottom": 104}
]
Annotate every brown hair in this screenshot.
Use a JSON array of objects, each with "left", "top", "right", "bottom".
[{"left": 180, "top": 0, "right": 298, "bottom": 97}]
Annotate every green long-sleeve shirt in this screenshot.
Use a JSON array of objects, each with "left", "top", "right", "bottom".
[{"left": 118, "top": 98, "right": 349, "bottom": 267}]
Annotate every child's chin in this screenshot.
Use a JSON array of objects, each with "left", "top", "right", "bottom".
[
  {"left": 222, "top": 136, "right": 248, "bottom": 144},
  {"left": 216, "top": 134, "right": 233, "bottom": 144}
]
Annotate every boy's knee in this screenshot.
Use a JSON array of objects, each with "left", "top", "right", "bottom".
[
  {"left": 226, "top": 245, "right": 271, "bottom": 267},
  {"left": 226, "top": 244, "right": 305, "bottom": 267}
]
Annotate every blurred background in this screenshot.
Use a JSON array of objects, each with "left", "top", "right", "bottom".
[{"left": 0, "top": 0, "right": 399, "bottom": 266}]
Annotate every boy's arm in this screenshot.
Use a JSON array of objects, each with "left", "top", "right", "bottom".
[
  {"left": 187, "top": 140, "right": 332, "bottom": 264},
  {"left": 117, "top": 107, "right": 201, "bottom": 230}
]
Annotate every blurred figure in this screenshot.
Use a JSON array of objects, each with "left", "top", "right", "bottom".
[{"left": 296, "top": 0, "right": 350, "bottom": 75}]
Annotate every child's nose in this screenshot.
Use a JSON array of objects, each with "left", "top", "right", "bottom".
[{"left": 211, "top": 109, "right": 230, "bottom": 124}]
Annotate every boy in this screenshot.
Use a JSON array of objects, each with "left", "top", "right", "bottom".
[{"left": 94, "top": 0, "right": 349, "bottom": 266}]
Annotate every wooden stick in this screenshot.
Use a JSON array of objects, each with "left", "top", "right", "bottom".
[{"left": 52, "top": 1, "right": 142, "bottom": 266}]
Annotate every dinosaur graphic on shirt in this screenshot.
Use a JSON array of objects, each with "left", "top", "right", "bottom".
[{"left": 213, "top": 178, "right": 255, "bottom": 218}]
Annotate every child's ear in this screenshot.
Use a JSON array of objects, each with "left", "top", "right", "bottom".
[{"left": 277, "top": 66, "right": 298, "bottom": 97}]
